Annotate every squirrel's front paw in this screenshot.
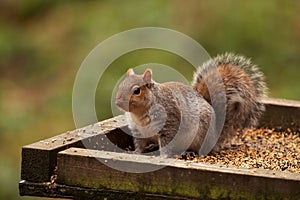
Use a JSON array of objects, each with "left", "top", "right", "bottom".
[{"left": 133, "top": 149, "right": 142, "bottom": 154}]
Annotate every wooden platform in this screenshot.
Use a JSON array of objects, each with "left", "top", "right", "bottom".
[{"left": 19, "top": 98, "right": 300, "bottom": 199}]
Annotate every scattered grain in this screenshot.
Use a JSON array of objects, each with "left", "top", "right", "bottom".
[{"left": 179, "top": 128, "right": 300, "bottom": 173}]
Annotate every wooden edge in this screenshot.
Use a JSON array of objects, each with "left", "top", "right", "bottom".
[
  {"left": 58, "top": 147, "right": 300, "bottom": 181},
  {"left": 21, "top": 115, "right": 128, "bottom": 182},
  {"left": 22, "top": 115, "right": 127, "bottom": 151},
  {"left": 19, "top": 180, "right": 187, "bottom": 200},
  {"left": 56, "top": 147, "right": 300, "bottom": 199},
  {"left": 259, "top": 97, "right": 300, "bottom": 131},
  {"left": 260, "top": 97, "right": 300, "bottom": 107}
]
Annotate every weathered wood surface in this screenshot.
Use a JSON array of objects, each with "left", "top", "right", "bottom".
[
  {"left": 56, "top": 147, "right": 300, "bottom": 200},
  {"left": 259, "top": 98, "right": 300, "bottom": 131},
  {"left": 20, "top": 97, "right": 300, "bottom": 199},
  {"left": 21, "top": 115, "right": 131, "bottom": 182},
  {"left": 19, "top": 180, "right": 190, "bottom": 200}
]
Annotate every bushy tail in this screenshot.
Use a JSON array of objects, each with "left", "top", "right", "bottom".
[{"left": 193, "top": 53, "right": 267, "bottom": 150}]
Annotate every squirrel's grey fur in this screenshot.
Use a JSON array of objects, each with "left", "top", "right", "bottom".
[{"left": 115, "top": 53, "right": 267, "bottom": 157}]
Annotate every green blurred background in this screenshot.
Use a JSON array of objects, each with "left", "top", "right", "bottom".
[{"left": 0, "top": 0, "right": 299, "bottom": 199}]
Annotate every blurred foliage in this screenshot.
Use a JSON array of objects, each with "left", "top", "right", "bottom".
[{"left": 0, "top": 0, "right": 299, "bottom": 199}]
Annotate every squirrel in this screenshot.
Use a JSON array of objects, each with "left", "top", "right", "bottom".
[{"left": 115, "top": 53, "right": 267, "bottom": 157}]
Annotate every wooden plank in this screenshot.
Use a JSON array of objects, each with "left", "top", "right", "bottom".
[
  {"left": 259, "top": 97, "right": 300, "bottom": 131},
  {"left": 19, "top": 180, "right": 188, "bottom": 200},
  {"left": 21, "top": 115, "right": 131, "bottom": 182},
  {"left": 57, "top": 147, "right": 300, "bottom": 200}
]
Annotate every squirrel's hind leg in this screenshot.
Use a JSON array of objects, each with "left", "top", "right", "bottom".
[
  {"left": 133, "top": 136, "right": 159, "bottom": 154},
  {"left": 133, "top": 138, "right": 148, "bottom": 153},
  {"left": 212, "top": 125, "right": 234, "bottom": 152},
  {"left": 158, "top": 134, "right": 179, "bottom": 158}
]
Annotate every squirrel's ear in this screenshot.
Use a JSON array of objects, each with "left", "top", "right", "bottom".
[
  {"left": 127, "top": 68, "right": 135, "bottom": 76},
  {"left": 143, "top": 69, "right": 152, "bottom": 84}
]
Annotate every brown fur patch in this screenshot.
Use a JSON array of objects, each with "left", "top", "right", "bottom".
[{"left": 194, "top": 64, "right": 255, "bottom": 104}]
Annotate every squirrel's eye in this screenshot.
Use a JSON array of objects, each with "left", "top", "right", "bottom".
[{"left": 133, "top": 87, "right": 141, "bottom": 95}]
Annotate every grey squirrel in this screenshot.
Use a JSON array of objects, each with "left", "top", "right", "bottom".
[{"left": 115, "top": 53, "right": 267, "bottom": 157}]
